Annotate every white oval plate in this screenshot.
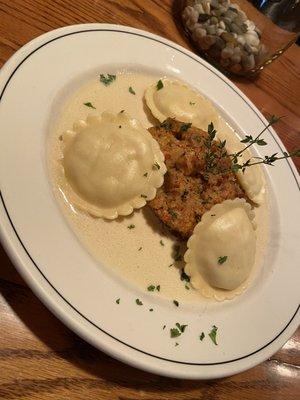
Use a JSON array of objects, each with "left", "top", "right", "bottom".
[{"left": 0, "top": 24, "right": 299, "bottom": 380}]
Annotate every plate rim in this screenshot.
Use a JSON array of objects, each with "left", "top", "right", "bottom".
[{"left": 0, "top": 23, "right": 299, "bottom": 379}]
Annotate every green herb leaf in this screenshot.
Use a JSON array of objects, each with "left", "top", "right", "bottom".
[
  {"left": 100, "top": 73, "right": 116, "bottom": 86},
  {"left": 138, "top": 247, "right": 142, "bottom": 251},
  {"left": 161, "top": 120, "right": 172, "bottom": 130},
  {"left": 147, "top": 285, "right": 155, "bottom": 292},
  {"left": 156, "top": 285, "right": 160, "bottom": 292},
  {"left": 116, "top": 298, "right": 120, "bottom": 304},
  {"left": 163, "top": 325, "right": 166, "bottom": 330},
  {"left": 256, "top": 139, "right": 267, "bottom": 146},
  {"left": 129, "top": 86, "right": 136, "bottom": 95},
  {"left": 152, "top": 162, "right": 160, "bottom": 170},
  {"left": 208, "top": 325, "right": 218, "bottom": 345},
  {"left": 143, "top": 172, "right": 148, "bottom": 177},
  {"left": 169, "top": 209, "right": 178, "bottom": 219},
  {"left": 127, "top": 224, "right": 135, "bottom": 229},
  {"left": 174, "top": 245, "right": 182, "bottom": 262},
  {"left": 180, "top": 270, "right": 190, "bottom": 282},
  {"left": 160, "top": 240, "right": 164, "bottom": 246},
  {"left": 170, "top": 328, "right": 181, "bottom": 338},
  {"left": 199, "top": 332, "right": 205, "bottom": 341},
  {"left": 83, "top": 102, "right": 96, "bottom": 109},
  {"left": 189, "top": 101, "right": 195, "bottom": 105},
  {"left": 218, "top": 256, "right": 228, "bottom": 265},
  {"left": 180, "top": 122, "right": 192, "bottom": 132},
  {"left": 140, "top": 194, "right": 147, "bottom": 198},
  {"left": 175, "top": 323, "right": 187, "bottom": 333},
  {"left": 156, "top": 79, "right": 164, "bottom": 90},
  {"left": 149, "top": 308, "right": 153, "bottom": 312},
  {"left": 185, "top": 284, "right": 190, "bottom": 290},
  {"left": 173, "top": 300, "right": 179, "bottom": 307},
  {"left": 135, "top": 298, "right": 143, "bottom": 306},
  {"left": 175, "top": 342, "right": 179, "bottom": 346}
]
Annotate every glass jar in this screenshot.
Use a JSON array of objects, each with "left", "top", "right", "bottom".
[{"left": 180, "top": 0, "right": 299, "bottom": 76}]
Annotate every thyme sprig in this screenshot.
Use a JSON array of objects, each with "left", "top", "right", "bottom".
[{"left": 204, "top": 116, "right": 299, "bottom": 174}]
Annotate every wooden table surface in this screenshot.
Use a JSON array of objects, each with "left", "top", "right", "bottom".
[{"left": 0, "top": 1, "right": 299, "bottom": 399}]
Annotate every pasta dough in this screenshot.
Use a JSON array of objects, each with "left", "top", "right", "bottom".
[
  {"left": 184, "top": 199, "right": 256, "bottom": 296},
  {"left": 61, "top": 112, "right": 166, "bottom": 219},
  {"left": 144, "top": 78, "right": 219, "bottom": 131}
]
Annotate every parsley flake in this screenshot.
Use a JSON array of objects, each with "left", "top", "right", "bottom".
[
  {"left": 127, "top": 224, "right": 135, "bottom": 229},
  {"left": 160, "top": 120, "right": 172, "bottom": 130},
  {"left": 218, "top": 256, "right": 228, "bottom": 265},
  {"left": 156, "top": 285, "right": 160, "bottom": 292},
  {"left": 185, "top": 284, "right": 190, "bottom": 290},
  {"left": 180, "top": 270, "right": 190, "bottom": 282},
  {"left": 180, "top": 122, "right": 192, "bottom": 132},
  {"left": 83, "top": 102, "right": 96, "bottom": 109},
  {"left": 152, "top": 162, "right": 160, "bottom": 170},
  {"left": 199, "top": 332, "right": 205, "bottom": 341},
  {"left": 169, "top": 209, "right": 178, "bottom": 219},
  {"left": 147, "top": 285, "right": 155, "bottom": 292},
  {"left": 208, "top": 325, "right": 218, "bottom": 345},
  {"left": 175, "top": 342, "right": 179, "bottom": 346},
  {"left": 160, "top": 240, "right": 164, "bottom": 246},
  {"left": 173, "top": 300, "right": 179, "bottom": 307},
  {"left": 120, "top": 109, "right": 125, "bottom": 113},
  {"left": 170, "top": 328, "right": 181, "bottom": 338},
  {"left": 163, "top": 325, "right": 166, "bottom": 330},
  {"left": 189, "top": 101, "right": 196, "bottom": 105},
  {"left": 156, "top": 79, "right": 164, "bottom": 90},
  {"left": 138, "top": 247, "right": 142, "bottom": 251},
  {"left": 175, "top": 323, "right": 187, "bottom": 333},
  {"left": 116, "top": 298, "right": 120, "bottom": 304},
  {"left": 143, "top": 172, "right": 148, "bottom": 177},
  {"left": 129, "top": 86, "right": 136, "bottom": 95},
  {"left": 140, "top": 194, "right": 147, "bottom": 198},
  {"left": 149, "top": 308, "right": 153, "bottom": 312},
  {"left": 135, "top": 299, "right": 143, "bottom": 306},
  {"left": 99, "top": 73, "right": 116, "bottom": 86}
]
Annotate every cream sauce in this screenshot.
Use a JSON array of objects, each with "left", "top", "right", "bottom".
[{"left": 47, "top": 71, "right": 269, "bottom": 303}]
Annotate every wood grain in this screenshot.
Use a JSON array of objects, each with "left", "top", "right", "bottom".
[{"left": 0, "top": 1, "right": 299, "bottom": 399}]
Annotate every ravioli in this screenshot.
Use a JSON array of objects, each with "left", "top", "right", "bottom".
[
  {"left": 61, "top": 112, "right": 166, "bottom": 219},
  {"left": 184, "top": 199, "right": 256, "bottom": 299},
  {"left": 144, "top": 78, "right": 219, "bottom": 131},
  {"left": 217, "top": 124, "right": 266, "bottom": 205}
]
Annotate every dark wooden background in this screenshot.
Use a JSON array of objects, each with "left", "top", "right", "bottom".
[{"left": 0, "top": 1, "right": 299, "bottom": 399}]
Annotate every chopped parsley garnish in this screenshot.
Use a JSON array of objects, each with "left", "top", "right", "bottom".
[
  {"left": 189, "top": 101, "right": 196, "bottom": 105},
  {"left": 174, "top": 245, "right": 182, "bottom": 262},
  {"left": 185, "top": 284, "right": 190, "bottom": 290},
  {"left": 180, "top": 122, "right": 192, "bottom": 132},
  {"left": 173, "top": 300, "right": 179, "bottom": 307},
  {"left": 208, "top": 325, "right": 218, "bottom": 345},
  {"left": 147, "top": 285, "right": 155, "bottom": 292},
  {"left": 129, "top": 86, "right": 136, "bottom": 95},
  {"left": 152, "top": 162, "right": 160, "bottom": 170},
  {"left": 138, "top": 247, "right": 142, "bottom": 251},
  {"left": 199, "top": 332, "right": 205, "bottom": 341},
  {"left": 141, "top": 194, "right": 147, "bottom": 198},
  {"left": 163, "top": 325, "right": 166, "bottom": 330},
  {"left": 160, "top": 120, "right": 172, "bottom": 130},
  {"left": 156, "top": 79, "right": 164, "bottom": 90},
  {"left": 149, "top": 308, "right": 153, "bottom": 312},
  {"left": 175, "top": 323, "right": 187, "bottom": 333},
  {"left": 135, "top": 299, "right": 143, "bottom": 306},
  {"left": 170, "top": 328, "right": 181, "bottom": 338},
  {"left": 180, "top": 270, "right": 190, "bottom": 282},
  {"left": 175, "top": 342, "right": 179, "bottom": 346},
  {"left": 168, "top": 209, "right": 178, "bottom": 219},
  {"left": 156, "top": 285, "right": 160, "bottom": 292},
  {"left": 120, "top": 109, "right": 125, "bottom": 113},
  {"left": 83, "top": 102, "right": 96, "bottom": 109},
  {"left": 116, "top": 298, "right": 120, "bottom": 304},
  {"left": 127, "top": 224, "right": 135, "bottom": 229},
  {"left": 168, "top": 263, "right": 174, "bottom": 268},
  {"left": 160, "top": 240, "right": 164, "bottom": 246},
  {"left": 99, "top": 73, "right": 116, "bottom": 86},
  {"left": 143, "top": 172, "right": 148, "bottom": 177},
  {"left": 218, "top": 256, "right": 228, "bottom": 265}
]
